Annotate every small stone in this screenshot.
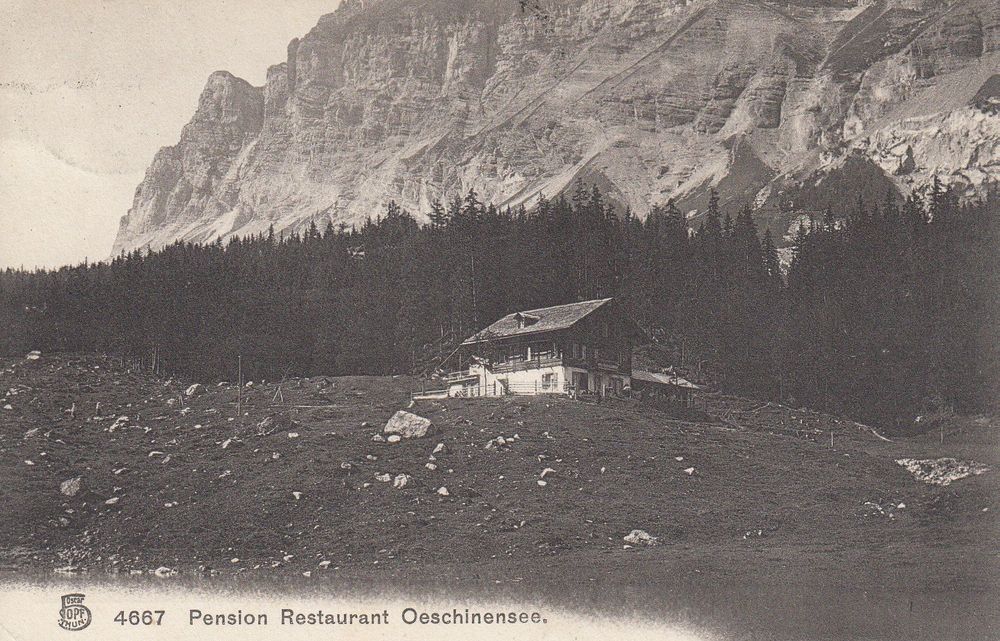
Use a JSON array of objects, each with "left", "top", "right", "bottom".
[
  {"left": 288, "top": 432, "right": 299, "bottom": 439},
  {"left": 425, "top": 462, "right": 437, "bottom": 471},
  {"left": 376, "top": 473, "right": 391, "bottom": 483},
  {"left": 387, "top": 434, "right": 402, "bottom": 444},
  {"left": 372, "top": 434, "right": 385, "bottom": 443},
  {"left": 437, "top": 486, "right": 450, "bottom": 496},
  {"left": 684, "top": 467, "right": 696, "bottom": 476},
  {"left": 537, "top": 480, "right": 547, "bottom": 487},
  {"left": 393, "top": 474, "right": 411, "bottom": 489},
  {"left": 105, "top": 497, "right": 120, "bottom": 505},
  {"left": 433, "top": 443, "right": 447, "bottom": 454},
  {"left": 292, "top": 491, "right": 303, "bottom": 500},
  {"left": 185, "top": 384, "right": 202, "bottom": 397}
]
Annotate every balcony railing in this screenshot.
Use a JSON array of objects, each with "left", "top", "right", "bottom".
[{"left": 489, "top": 355, "right": 562, "bottom": 373}]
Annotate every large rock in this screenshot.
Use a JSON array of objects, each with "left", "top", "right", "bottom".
[
  {"left": 896, "top": 457, "right": 989, "bottom": 486},
  {"left": 383, "top": 411, "right": 435, "bottom": 439},
  {"left": 113, "top": 0, "right": 1000, "bottom": 257}
]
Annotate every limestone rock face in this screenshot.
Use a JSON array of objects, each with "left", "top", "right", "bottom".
[{"left": 114, "top": 0, "right": 1000, "bottom": 254}]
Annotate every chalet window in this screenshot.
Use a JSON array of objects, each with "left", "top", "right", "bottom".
[
  {"left": 542, "top": 373, "right": 555, "bottom": 389},
  {"left": 572, "top": 342, "right": 580, "bottom": 358},
  {"left": 581, "top": 344, "right": 588, "bottom": 358}
]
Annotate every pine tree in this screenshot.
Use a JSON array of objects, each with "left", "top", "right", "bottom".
[{"left": 762, "top": 229, "right": 782, "bottom": 288}]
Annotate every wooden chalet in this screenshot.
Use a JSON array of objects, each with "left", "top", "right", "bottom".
[{"left": 443, "top": 298, "right": 647, "bottom": 397}]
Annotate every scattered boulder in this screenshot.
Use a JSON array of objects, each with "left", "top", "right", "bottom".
[
  {"left": 153, "top": 566, "right": 176, "bottom": 577},
  {"left": 108, "top": 415, "right": 129, "bottom": 432},
  {"left": 25, "top": 351, "right": 41, "bottom": 361},
  {"left": 623, "top": 529, "right": 659, "bottom": 546},
  {"left": 437, "top": 486, "right": 450, "bottom": 496},
  {"left": 372, "top": 434, "right": 385, "bottom": 443},
  {"left": 540, "top": 467, "right": 557, "bottom": 479},
  {"left": 60, "top": 477, "right": 82, "bottom": 497},
  {"left": 425, "top": 462, "right": 438, "bottom": 471},
  {"left": 393, "top": 474, "right": 412, "bottom": 489},
  {"left": 185, "top": 384, "right": 203, "bottom": 397},
  {"left": 105, "top": 497, "right": 120, "bottom": 505},
  {"left": 375, "top": 473, "right": 391, "bottom": 483},
  {"left": 384, "top": 411, "right": 435, "bottom": 439},
  {"left": 432, "top": 443, "right": 448, "bottom": 455},
  {"left": 387, "top": 434, "right": 402, "bottom": 444}
]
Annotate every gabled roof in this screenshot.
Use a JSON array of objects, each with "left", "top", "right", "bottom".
[
  {"left": 463, "top": 298, "right": 615, "bottom": 344},
  {"left": 631, "top": 369, "right": 701, "bottom": 390}
]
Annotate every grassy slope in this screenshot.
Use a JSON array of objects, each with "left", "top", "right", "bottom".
[{"left": 1, "top": 355, "right": 997, "bottom": 639}]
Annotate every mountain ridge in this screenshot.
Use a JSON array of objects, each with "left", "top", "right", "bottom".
[{"left": 113, "top": 0, "right": 999, "bottom": 255}]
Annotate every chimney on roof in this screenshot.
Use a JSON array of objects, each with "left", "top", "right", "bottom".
[{"left": 514, "top": 312, "right": 539, "bottom": 329}]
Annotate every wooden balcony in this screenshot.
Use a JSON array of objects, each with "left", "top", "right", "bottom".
[{"left": 489, "top": 355, "right": 562, "bottom": 373}]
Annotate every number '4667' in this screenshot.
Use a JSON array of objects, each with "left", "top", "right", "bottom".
[{"left": 114, "top": 610, "right": 165, "bottom": 625}]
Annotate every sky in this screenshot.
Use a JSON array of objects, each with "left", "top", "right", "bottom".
[{"left": 0, "top": 0, "right": 341, "bottom": 270}]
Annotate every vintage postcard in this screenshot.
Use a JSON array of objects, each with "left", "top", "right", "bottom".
[{"left": 1, "top": 0, "right": 997, "bottom": 639}]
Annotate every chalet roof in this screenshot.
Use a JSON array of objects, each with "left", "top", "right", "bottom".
[
  {"left": 462, "top": 298, "right": 615, "bottom": 344},
  {"left": 631, "top": 369, "right": 701, "bottom": 390}
]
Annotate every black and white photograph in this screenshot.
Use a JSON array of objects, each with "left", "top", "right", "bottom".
[{"left": 1, "top": 1, "right": 998, "bottom": 639}]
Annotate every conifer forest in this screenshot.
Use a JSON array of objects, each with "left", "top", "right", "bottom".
[{"left": 2, "top": 182, "right": 997, "bottom": 431}]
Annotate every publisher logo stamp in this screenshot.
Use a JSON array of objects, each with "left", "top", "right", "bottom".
[{"left": 58, "top": 593, "right": 92, "bottom": 631}]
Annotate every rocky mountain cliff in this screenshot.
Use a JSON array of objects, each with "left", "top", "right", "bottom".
[{"left": 113, "top": 0, "right": 1000, "bottom": 254}]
